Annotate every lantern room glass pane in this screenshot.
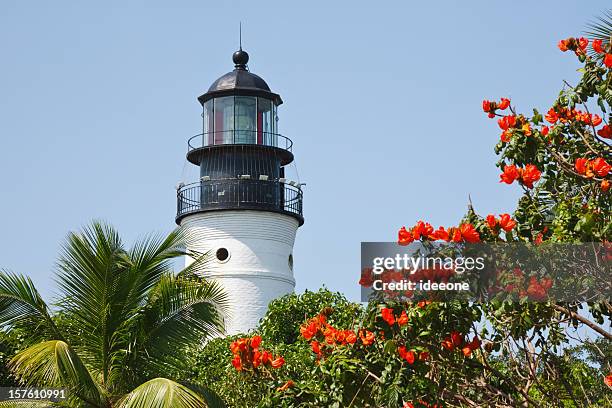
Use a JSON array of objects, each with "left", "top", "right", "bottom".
[
  {"left": 257, "top": 97, "right": 273, "bottom": 146},
  {"left": 203, "top": 100, "right": 214, "bottom": 146},
  {"left": 213, "top": 96, "right": 234, "bottom": 144},
  {"left": 234, "top": 96, "right": 256, "bottom": 144}
]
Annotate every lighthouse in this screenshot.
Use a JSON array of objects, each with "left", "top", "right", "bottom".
[{"left": 176, "top": 48, "right": 304, "bottom": 335}]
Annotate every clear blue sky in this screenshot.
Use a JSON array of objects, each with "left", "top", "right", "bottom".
[{"left": 0, "top": 1, "right": 609, "bottom": 301}]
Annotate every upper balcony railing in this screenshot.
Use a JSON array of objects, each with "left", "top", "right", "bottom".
[
  {"left": 186, "top": 131, "right": 294, "bottom": 165},
  {"left": 176, "top": 178, "right": 303, "bottom": 225},
  {"left": 188, "top": 130, "right": 293, "bottom": 151}
]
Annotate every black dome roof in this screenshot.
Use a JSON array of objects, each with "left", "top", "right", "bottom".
[
  {"left": 207, "top": 69, "right": 271, "bottom": 93},
  {"left": 198, "top": 49, "right": 282, "bottom": 106}
]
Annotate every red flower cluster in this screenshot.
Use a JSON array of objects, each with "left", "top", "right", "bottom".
[
  {"left": 590, "top": 38, "right": 612, "bottom": 67},
  {"left": 398, "top": 221, "right": 480, "bottom": 245},
  {"left": 486, "top": 213, "right": 516, "bottom": 233},
  {"left": 525, "top": 276, "right": 553, "bottom": 301},
  {"left": 598, "top": 125, "right": 612, "bottom": 139},
  {"left": 498, "top": 268, "right": 553, "bottom": 301},
  {"left": 230, "top": 335, "right": 284, "bottom": 371},
  {"left": 545, "top": 107, "right": 603, "bottom": 127},
  {"left": 557, "top": 36, "right": 589, "bottom": 55},
  {"left": 482, "top": 97, "right": 510, "bottom": 118},
  {"left": 300, "top": 314, "right": 366, "bottom": 360},
  {"left": 499, "top": 164, "right": 541, "bottom": 188},
  {"left": 441, "top": 331, "right": 480, "bottom": 357},
  {"left": 574, "top": 157, "right": 611, "bottom": 178},
  {"left": 397, "top": 345, "right": 429, "bottom": 364},
  {"left": 381, "top": 307, "right": 409, "bottom": 326}
]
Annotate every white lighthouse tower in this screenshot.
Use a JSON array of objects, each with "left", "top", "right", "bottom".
[{"left": 176, "top": 49, "right": 304, "bottom": 335}]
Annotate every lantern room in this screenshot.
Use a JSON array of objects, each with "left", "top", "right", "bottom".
[{"left": 198, "top": 49, "right": 282, "bottom": 147}]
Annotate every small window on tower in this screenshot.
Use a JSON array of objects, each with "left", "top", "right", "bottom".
[
  {"left": 216, "top": 248, "right": 230, "bottom": 262},
  {"left": 288, "top": 254, "right": 294, "bottom": 271}
]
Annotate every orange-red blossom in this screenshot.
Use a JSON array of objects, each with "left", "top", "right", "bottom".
[
  {"left": 575, "top": 157, "right": 611, "bottom": 178},
  {"left": 499, "top": 164, "right": 541, "bottom": 188},
  {"left": 230, "top": 335, "right": 285, "bottom": 371},
  {"left": 486, "top": 213, "right": 516, "bottom": 233},
  {"left": 398, "top": 221, "right": 480, "bottom": 245}
]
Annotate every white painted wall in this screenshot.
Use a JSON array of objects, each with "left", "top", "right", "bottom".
[{"left": 180, "top": 210, "right": 299, "bottom": 335}]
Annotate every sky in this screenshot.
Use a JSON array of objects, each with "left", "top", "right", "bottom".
[{"left": 0, "top": 1, "right": 609, "bottom": 302}]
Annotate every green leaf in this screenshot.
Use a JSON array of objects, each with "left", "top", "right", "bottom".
[{"left": 117, "top": 378, "right": 221, "bottom": 408}]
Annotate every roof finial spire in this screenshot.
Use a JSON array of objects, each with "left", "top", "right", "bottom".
[{"left": 233, "top": 22, "right": 249, "bottom": 70}]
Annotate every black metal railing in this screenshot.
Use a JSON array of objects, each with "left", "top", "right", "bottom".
[
  {"left": 187, "top": 131, "right": 293, "bottom": 152},
  {"left": 176, "top": 178, "right": 303, "bottom": 223}
]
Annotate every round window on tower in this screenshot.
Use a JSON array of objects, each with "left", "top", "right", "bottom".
[
  {"left": 216, "top": 248, "right": 230, "bottom": 263},
  {"left": 288, "top": 254, "right": 294, "bottom": 271}
]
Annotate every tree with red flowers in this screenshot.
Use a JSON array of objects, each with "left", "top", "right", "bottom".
[{"left": 189, "top": 16, "right": 612, "bottom": 408}]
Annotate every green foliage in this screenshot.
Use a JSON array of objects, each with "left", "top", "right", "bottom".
[
  {"left": 0, "top": 221, "right": 227, "bottom": 407},
  {"left": 258, "top": 288, "right": 362, "bottom": 344}
]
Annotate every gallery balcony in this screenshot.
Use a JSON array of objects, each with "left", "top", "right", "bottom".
[{"left": 176, "top": 177, "right": 304, "bottom": 225}]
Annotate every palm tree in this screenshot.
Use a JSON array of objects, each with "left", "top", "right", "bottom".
[{"left": 0, "top": 222, "right": 228, "bottom": 407}]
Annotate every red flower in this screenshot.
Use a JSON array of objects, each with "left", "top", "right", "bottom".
[
  {"left": 605, "top": 374, "right": 612, "bottom": 388},
  {"left": 252, "top": 350, "right": 262, "bottom": 368},
  {"left": 404, "top": 350, "right": 415, "bottom": 364},
  {"left": 500, "top": 164, "right": 520, "bottom": 184},
  {"left": 578, "top": 37, "right": 589, "bottom": 50},
  {"left": 250, "top": 335, "right": 262, "bottom": 349},
  {"left": 497, "top": 115, "right": 516, "bottom": 130},
  {"left": 592, "top": 39, "right": 604, "bottom": 54},
  {"left": 575, "top": 158, "right": 588, "bottom": 175},
  {"left": 462, "top": 346, "right": 473, "bottom": 357},
  {"left": 604, "top": 54, "right": 612, "bottom": 68},
  {"left": 311, "top": 340, "right": 321, "bottom": 355},
  {"left": 590, "top": 114, "right": 602, "bottom": 126},
  {"left": 270, "top": 356, "right": 285, "bottom": 369},
  {"left": 403, "top": 402, "right": 415, "bottom": 408},
  {"left": 592, "top": 158, "right": 611, "bottom": 177},
  {"left": 521, "top": 164, "right": 541, "bottom": 188},
  {"left": 432, "top": 226, "right": 449, "bottom": 241},
  {"left": 450, "top": 331, "right": 463, "bottom": 347},
  {"left": 602, "top": 180, "right": 610, "bottom": 192},
  {"left": 397, "top": 310, "right": 409, "bottom": 326},
  {"left": 345, "top": 331, "right": 357, "bottom": 344},
  {"left": 232, "top": 355, "right": 242, "bottom": 371},
  {"left": 540, "top": 125, "right": 549, "bottom": 136},
  {"left": 419, "top": 351, "right": 430, "bottom": 360},
  {"left": 277, "top": 380, "right": 294, "bottom": 392},
  {"left": 441, "top": 339, "right": 454, "bottom": 351},
  {"left": 486, "top": 214, "right": 497, "bottom": 229},
  {"left": 558, "top": 39, "right": 569, "bottom": 52},
  {"left": 545, "top": 108, "right": 558, "bottom": 124},
  {"left": 359, "top": 330, "right": 375, "bottom": 346},
  {"left": 398, "top": 226, "right": 414, "bottom": 246},
  {"left": 460, "top": 223, "right": 480, "bottom": 243},
  {"left": 498, "top": 98, "right": 510, "bottom": 110},
  {"left": 499, "top": 213, "right": 516, "bottom": 232},
  {"left": 482, "top": 99, "right": 491, "bottom": 112},
  {"left": 597, "top": 125, "right": 612, "bottom": 139},
  {"left": 381, "top": 307, "right": 395, "bottom": 326}
]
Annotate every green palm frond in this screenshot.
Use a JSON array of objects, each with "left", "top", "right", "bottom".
[
  {"left": 117, "top": 378, "right": 217, "bottom": 408},
  {"left": 0, "top": 271, "right": 62, "bottom": 343},
  {"left": 54, "top": 221, "right": 127, "bottom": 385},
  {"left": 8, "top": 341, "right": 104, "bottom": 407},
  {"left": 585, "top": 9, "right": 612, "bottom": 58},
  {"left": 129, "top": 274, "right": 227, "bottom": 375}
]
